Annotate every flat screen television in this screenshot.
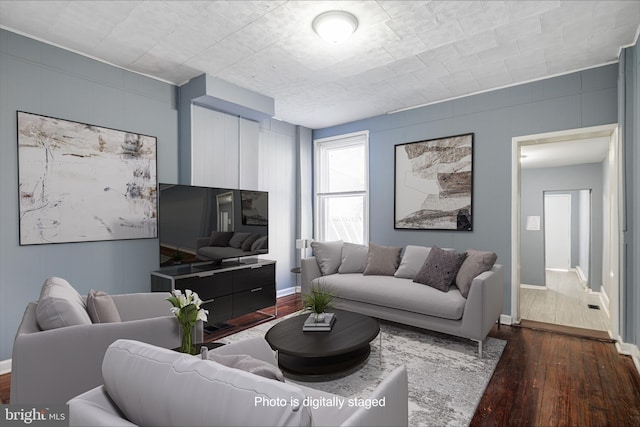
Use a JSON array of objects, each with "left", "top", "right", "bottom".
[{"left": 158, "top": 183, "right": 268, "bottom": 267}]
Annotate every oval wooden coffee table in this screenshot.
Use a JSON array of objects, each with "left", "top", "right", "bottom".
[{"left": 265, "top": 309, "right": 379, "bottom": 380}]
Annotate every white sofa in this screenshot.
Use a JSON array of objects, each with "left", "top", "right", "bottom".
[
  {"left": 68, "top": 338, "right": 409, "bottom": 427},
  {"left": 302, "top": 242, "right": 504, "bottom": 357}
]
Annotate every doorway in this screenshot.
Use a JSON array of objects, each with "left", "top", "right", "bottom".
[
  {"left": 511, "top": 124, "right": 620, "bottom": 338},
  {"left": 544, "top": 192, "right": 572, "bottom": 271}
]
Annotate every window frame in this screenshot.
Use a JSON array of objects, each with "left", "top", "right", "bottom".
[{"left": 313, "top": 130, "right": 369, "bottom": 244}]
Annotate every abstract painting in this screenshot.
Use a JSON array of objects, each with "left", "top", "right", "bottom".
[
  {"left": 17, "top": 111, "right": 157, "bottom": 245},
  {"left": 395, "top": 133, "right": 473, "bottom": 231}
]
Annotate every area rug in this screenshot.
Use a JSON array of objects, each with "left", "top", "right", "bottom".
[{"left": 215, "top": 313, "right": 506, "bottom": 427}]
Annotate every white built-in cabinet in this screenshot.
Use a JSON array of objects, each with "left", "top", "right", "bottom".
[{"left": 191, "top": 105, "right": 259, "bottom": 189}]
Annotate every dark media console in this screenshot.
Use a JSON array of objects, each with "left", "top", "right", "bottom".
[{"left": 151, "top": 259, "right": 276, "bottom": 328}]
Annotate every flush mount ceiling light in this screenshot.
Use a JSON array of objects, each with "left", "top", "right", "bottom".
[{"left": 312, "top": 10, "right": 358, "bottom": 44}]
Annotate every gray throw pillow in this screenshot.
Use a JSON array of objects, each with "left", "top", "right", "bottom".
[
  {"left": 394, "top": 245, "right": 432, "bottom": 279},
  {"left": 363, "top": 243, "right": 402, "bottom": 276},
  {"left": 338, "top": 243, "right": 369, "bottom": 274},
  {"left": 310, "top": 240, "right": 344, "bottom": 275},
  {"left": 209, "top": 231, "right": 234, "bottom": 247},
  {"left": 207, "top": 353, "right": 284, "bottom": 382},
  {"left": 455, "top": 249, "right": 498, "bottom": 298},
  {"left": 36, "top": 277, "right": 92, "bottom": 330},
  {"left": 414, "top": 246, "right": 466, "bottom": 292},
  {"left": 228, "top": 232, "right": 252, "bottom": 249},
  {"left": 87, "top": 289, "right": 122, "bottom": 323}
]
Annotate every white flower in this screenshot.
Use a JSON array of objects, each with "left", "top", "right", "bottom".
[{"left": 197, "top": 309, "right": 209, "bottom": 322}]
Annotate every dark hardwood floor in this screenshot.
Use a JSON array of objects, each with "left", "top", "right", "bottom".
[{"left": 2, "top": 292, "right": 639, "bottom": 426}]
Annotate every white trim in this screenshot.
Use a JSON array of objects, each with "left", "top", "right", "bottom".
[
  {"left": 616, "top": 339, "right": 640, "bottom": 377},
  {"left": 0, "top": 358, "right": 11, "bottom": 375},
  {"left": 575, "top": 265, "right": 588, "bottom": 284},
  {"left": 511, "top": 124, "right": 619, "bottom": 334},
  {"left": 276, "top": 286, "right": 297, "bottom": 298},
  {"left": 520, "top": 283, "right": 548, "bottom": 290},
  {"left": 500, "top": 314, "right": 513, "bottom": 325},
  {"left": 599, "top": 286, "right": 611, "bottom": 318}
]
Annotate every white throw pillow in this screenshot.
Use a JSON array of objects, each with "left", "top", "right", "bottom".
[
  {"left": 394, "top": 246, "right": 431, "bottom": 279},
  {"left": 36, "top": 277, "right": 91, "bottom": 330}
]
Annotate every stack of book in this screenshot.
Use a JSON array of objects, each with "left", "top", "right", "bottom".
[{"left": 302, "top": 312, "right": 336, "bottom": 332}]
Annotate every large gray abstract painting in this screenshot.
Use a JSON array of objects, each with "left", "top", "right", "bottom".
[
  {"left": 17, "top": 111, "right": 157, "bottom": 245},
  {"left": 395, "top": 133, "right": 473, "bottom": 231}
]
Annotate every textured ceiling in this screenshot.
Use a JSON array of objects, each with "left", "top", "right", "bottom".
[{"left": 1, "top": 1, "right": 639, "bottom": 129}]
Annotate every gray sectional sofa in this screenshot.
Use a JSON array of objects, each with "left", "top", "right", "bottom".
[{"left": 301, "top": 242, "right": 504, "bottom": 357}]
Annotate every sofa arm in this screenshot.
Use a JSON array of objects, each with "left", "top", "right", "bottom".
[
  {"left": 460, "top": 264, "right": 504, "bottom": 342},
  {"left": 196, "top": 237, "right": 209, "bottom": 250},
  {"left": 341, "top": 366, "right": 408, "bottom": 427},
  {"left": 301, "top": 257, "right": 322, "bottom": 294},
  {"left": 11, "top": 316, "right": 181, "bottom": 405},
  {"left": 68, "top": 386, "right": 136, "bottom": 427},
  {"left": 111, "top": 292, "right": 174, "bottom": 321}
]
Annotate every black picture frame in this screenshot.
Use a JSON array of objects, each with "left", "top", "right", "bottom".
[{"left": 394, "top": 133, "right": 474, "bottom": 231}]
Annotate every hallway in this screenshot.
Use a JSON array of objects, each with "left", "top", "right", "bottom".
[{"left": 520, "top": 269, "right": 609, "bottom": 332}]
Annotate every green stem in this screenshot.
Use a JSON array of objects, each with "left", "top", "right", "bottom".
[{"left": 180, "top": 321, "right": 195, "bottom": 355}]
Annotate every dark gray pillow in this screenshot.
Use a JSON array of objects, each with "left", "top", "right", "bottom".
[
  {"left": 241, "top": 233, "right": 261, "bottom": 251},
  {"left": 209, "top": 231, "right": 234, "bottom": 247},
  {"left": 310, "top": 240, "right": 344, "bottom": 275},
  {"left": 455, "top": 249, "right": 497, "bottom": 298},
  {"left": 414, "top": 246, "right": 466, "bottom": 292},
  {"left": 363, "top": 243, "right": 402, "bottom": 276},
  {"left": 87, "top": 289, "right": 122, "bottom": 323},
  {"left": 228, "top": 232, "right": 252, "bottom": 249},
  {"left": 338, "top": 243, "right": 369, "bottom": 274}
]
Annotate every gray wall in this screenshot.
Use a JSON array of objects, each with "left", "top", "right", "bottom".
[
  {"left": 519, "top": 165, "right": 603, "bottom": 290},
  {"left": 0, "top": 30, "right": 179, "bottom": 361},
  {"left": 620, "top": 38, "right": 639, "bottom": 346},
  {"left": 314, "top": 64, "right": 618, "bottom": 316}
]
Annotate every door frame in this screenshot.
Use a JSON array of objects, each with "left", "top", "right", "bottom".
[{"left": 511, "top": 124, "right": 620, "bottom": 336}]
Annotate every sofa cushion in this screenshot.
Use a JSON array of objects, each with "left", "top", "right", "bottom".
[
  {"left": 394, "top": 245, "right": 431, "bottom": 279},
  {"left": 338, "top": 243, "right": 368, "bottom": 274},
  {"left": 103, "top": 339, "right": 312, "bottom": 427},
  {"left": 363, "top": 243, "right": 402, "bottom": 276},
  {"left": 311, "top": 240, "right": 344, "bottom": 275},
  {"left": 36, "top": 277, "right": 92, "bottom": 330},
  {"left": 228, "top": 232, "right": 252, "bottom": 249},
  {"left": 456, "top": 249, "right": 498, "bottom": 298},
  {"left": 207, "top": 352, "right": 284, "bottom": 382},
  {"left": 414, "top": 246, "right": 466, "bottom": 292},
  {"left": 315, "top": 274, "right": 466, "bottom": 320},
  {"left": 209, "top": 231, "right": 234, "bottom": 247},
  {"left": 86, "top": 290, "right": 121, "bottom": 323}
]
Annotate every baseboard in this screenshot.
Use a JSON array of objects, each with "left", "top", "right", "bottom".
[
  {"left": 277, "top": 286, "right": 298, "bottom": 298},
  {"left": 616, "top": 338, "right": 640, "bottom": 376},
  {"left": 0, "top": 358, "right": 11, "bottom": 375},
  {"left": 500, "top": 314, "right": 513, "bottom": 325},
  {"left": 520, "top": 283, "right": 548, "bottom": 290},
  {"left": 575, "top": 266, "right": 588, "bottom": 288}
]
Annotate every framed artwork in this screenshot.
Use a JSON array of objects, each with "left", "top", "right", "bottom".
[
  {"left": 17, "top": 111, "right": 158, "bottom": 245},
  {"left": 394, "top": 133, "right": 473, "bottom": 231}
]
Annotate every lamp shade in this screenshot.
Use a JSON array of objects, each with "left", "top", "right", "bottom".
[{"left": 312, "top": 10, "right": 358, "bottom": 44}]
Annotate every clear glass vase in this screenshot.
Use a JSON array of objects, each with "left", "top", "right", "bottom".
[{"left": 179, "top": 321, "right": 195, "bottom": 355}]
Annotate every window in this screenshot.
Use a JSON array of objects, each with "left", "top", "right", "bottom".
[{"left": 314, "top": 131, "right": 369, "bottom": 244}]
